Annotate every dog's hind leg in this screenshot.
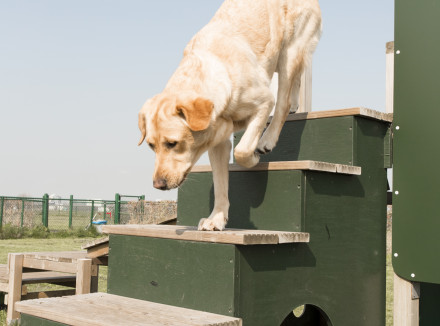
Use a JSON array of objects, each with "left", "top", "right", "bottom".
[
  {"left": 198, "top": 139, "right": 232, "bottom": 231},
  {"left": 233, "top": 91, "right": 275, "bottom": 168},
  {"left": 256, "top": 12, "right": 321, "bottom": 155}
]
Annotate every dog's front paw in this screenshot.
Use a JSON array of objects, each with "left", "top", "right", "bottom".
[
  {"left": 256, "top": 132, "right": 277, "bottom": 155},
  {"left": 234, "top": 149, "right": 260, "bottom": 168},
  {"left": 198, "top": 215, "right": 227, "bottom": 231}
]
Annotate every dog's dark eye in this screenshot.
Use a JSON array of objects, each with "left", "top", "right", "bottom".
[
  {"left": 148, "top": 143, "right": 155, "bottom": 151},
  {"left": 165, "top": 141, "right": 178, "bottom": 149}
]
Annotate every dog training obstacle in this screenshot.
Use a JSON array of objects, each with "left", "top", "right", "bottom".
[
  {"left": 392, "top": 0, "right": 440, "bottom": 324},
  {"left": 13, "top": 108, "right": 392, "bottom": 325}
]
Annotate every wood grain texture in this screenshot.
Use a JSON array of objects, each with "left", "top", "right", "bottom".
[
  {"left": 81, "top": 237, "right": 109, "bottom": 250},
  {"left": 102, "top": 225, "right": 309, "bottom": 245},
  {"left": 393, "top": 273, "right": 419, "bottom": 326},
  {"left": 21, "top": 251, "right": 88, "bottom": 263},
  {"left": 21, "top": 289, "right": 76, "bottom": 301},
  {"left": 191, "top": 161, "right": 361, "bottom": 175},
  {"left": 7, "top": 254, "right": 24, "bottom": 321},
  {"left": 279, "top": 107, "right": 393, "bottom": 123},
  {"left": 16, "top": 292, "right": 242, "bottom": 326},
  {"left": 75, "top": 259, "right": 92, "bottom": 295}
]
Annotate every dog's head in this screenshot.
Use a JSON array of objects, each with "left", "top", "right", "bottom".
[{"left": 138, "top": 92, "right": 214, "bottom": 190}]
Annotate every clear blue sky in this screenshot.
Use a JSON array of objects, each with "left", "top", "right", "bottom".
[{"left": 0, "top": 0, "right": 394, "bottom": 200}]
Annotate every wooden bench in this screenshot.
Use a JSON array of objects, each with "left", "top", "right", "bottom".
[
  {"left": 16, "top": 292, "right": 242, "bottom": 326},
  {"left": 6, "top": 251, "right": 100, "bottom": 323},
  {"left": 0, "top": 264, "right": 77, "bottom": 297}
]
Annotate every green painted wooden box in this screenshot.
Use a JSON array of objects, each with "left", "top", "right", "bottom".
[{"left": 107, "top": 113, "right": 391, "bottom": 325}]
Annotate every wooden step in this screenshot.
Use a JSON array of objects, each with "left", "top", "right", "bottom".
[
  {"left": 16, "top": 292, "right": 242, "bottom": 326},
  {"left": 102, "top": 225, "right": 309, "bottom": 245},
  {"left": 234, "top": 108, "right": 392, "bottom": 167},
  {"left": 280, "top": 107, "right": 393, "bottom": 123},
  {"left": 191, "top": 160, "right": 361, "bottom": 175}
]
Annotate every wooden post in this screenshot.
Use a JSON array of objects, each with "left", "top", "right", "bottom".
[
  {"left": 76, "top": 258, "right": 92, "bottom": 295},
  {"left": 7, "top": 253, "right": 24, "bottom": 323},
  {"left": 90, "top": 265, "right": 100, "bottom": 293},
  {"left": 386, "top": 41, "right": 395, "bottom": 113},
  {"left": 394, "top": 274, "right": 419, "bottom": 326},
  {"left": 298, "top": 65, "right": 312, "bottom": 113}
]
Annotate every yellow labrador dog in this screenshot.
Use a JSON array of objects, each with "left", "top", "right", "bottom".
[{"left": 138, "top": 0, "right": 322, "bottom": 231}]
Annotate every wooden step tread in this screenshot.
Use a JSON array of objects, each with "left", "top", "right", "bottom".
[
  {"left": 191, "top": 160, "right": 361, "bottom": 175},
  {"left": 16, "top": 292, "right": 242, "bottom": 326},
  {"left": 282, "top": 107, "right": 393, "bottom": 122},
  {"left": 102, "top": 225, "right": 309, "bottom": 245}
]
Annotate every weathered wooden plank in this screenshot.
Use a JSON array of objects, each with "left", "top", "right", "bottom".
[
  {"left": 21, "top": 289, "right": 76, "bottom": 301},
  {"left": 81, "top": 237, "right": 109, "bottom": 250},
  {"left": 280, "top": 107, "right": 393, "bottom": 123},
  {"left": 103, "top": 225, "right": 309, "bottom": 245},
  {"left": 85, "top": 243, "right": 109, "bottom": 259},
  {"left": 16, "top": 293, "right": 242, "bottom": 326},
  {"left": 191, "top": 160, "right": 361, "bottom": 175},
  {"left": 22, "top": 258, "right": 78, "bottom": 274},
  {"left": 22, "top": 251, "right": 88, "bottom": 263},
  {"left": 75, "top": 259, "right": 92, "bottom": 295},
  {"left": 7, "top": 254, "right": 23, "bottom": 322},
  {"left": 394, "top": 273, "right": 419, "bottom": 326}
]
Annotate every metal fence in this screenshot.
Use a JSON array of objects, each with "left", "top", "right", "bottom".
[{"left": 0, "top": 194, "right": 177, "bottom": 232}]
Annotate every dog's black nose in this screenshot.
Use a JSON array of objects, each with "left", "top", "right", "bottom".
[{"left": 153, "top": 178, "right": 168, "bottom": 190}]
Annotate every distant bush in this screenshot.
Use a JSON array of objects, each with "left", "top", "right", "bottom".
[{"left": 0, "top": 224, "right": 100, "bottom": 239}]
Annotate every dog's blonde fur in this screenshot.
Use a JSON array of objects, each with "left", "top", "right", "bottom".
[{"left": 139, "top": 0, "right": 322, "bottom": 231}]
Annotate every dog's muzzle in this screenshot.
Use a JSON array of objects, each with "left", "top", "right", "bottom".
[{"left": 153, "top": 178, "right": 168, "bottom": 190}]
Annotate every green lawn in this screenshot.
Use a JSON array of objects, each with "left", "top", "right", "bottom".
[
  {"left": 0, "top": 238, "right": 108, "bottom": 326},
  {"left": 0, "top": 239, "right": 394, "bottom": 326}
]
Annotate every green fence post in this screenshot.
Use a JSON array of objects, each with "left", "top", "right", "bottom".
[
  {"left": 21, "top": 199, "right": 25, "bottom": 228},
  {"left": 103, "top": 202, "right": 107, "bottom": 221},
  {"left": 90, "top": 200, "right": 95, "bottom": 227},
  {"left": 114, "top": 193, "right": 120, "bottom": 224},
  {"left": 43, "top": 194, "right": 49, "bottom": 228},
  {"left": 42, "top": 195, "right": 45, "bottom": 225},
  {"left": 140, "top": 195, "right": 145, "bottom": 215},
  {"left": 69, "top": 195, "right": 73, "bottom": 229},
  {"left": 0, "top": 197, "right": 4, "bottom": 228}
]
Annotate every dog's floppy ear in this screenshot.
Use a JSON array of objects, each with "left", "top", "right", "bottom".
[
  {"left": 177, "top": 98, "right": 214, "bottom": 131},
  {"left": 138, "top": 107, "right": 147, "bottom": 146}
]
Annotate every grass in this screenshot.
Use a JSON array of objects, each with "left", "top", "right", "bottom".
[
  {"left": 0, "top": 238, "right": 108, "bottom": 326},
  {"left": 0, "top": 224, "right": 100, "bottom": 240},
  {"left": 0, "top": 239, "right": 394, "bottom": 326}
]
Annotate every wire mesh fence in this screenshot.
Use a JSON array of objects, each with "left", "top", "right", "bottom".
[
  {"left": 120, "top": 200, "right": 177, "bottom": 225},
  {"left": 0, "top": 194, "right": 177, "bottom": 232}
]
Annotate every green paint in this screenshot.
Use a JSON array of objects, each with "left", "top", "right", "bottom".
[
  {"left": 108, "top": 235, "right": 237, "bottom": 316},
  {"left": 0, "top": 197, "right": 3, "bottom": 227},
  {"left": 393, "top": 0, "right": 440, "bottom": 284},
  {"left": 114, "top": 193, "right": 120, "bottom": 224},
  {"left": 234, "top": 116, "right": 355, "bottom": 165},
  {"left": 21, "top": 199, "right": 24, "bottom": 227},
  {"left": 20, "top": 314, "right": 67, "bottom": 326},
  {"left": 69, "top": 195, "right": 73, "bottom": 228},
  {"left": 178, "top": 170, "right": 304, "bottom": 231},
  {"left": 90, "top": 200, "right": 95, "bottom": 225},
  {"left": 42, "top": 193, "right": 49, "bottom": 228}
]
